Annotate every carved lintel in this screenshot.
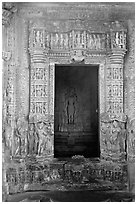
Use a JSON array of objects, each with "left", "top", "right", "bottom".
[
  {"left": 2, "top": 51, "right": 12, "bottom": 61},
  {"left": 70, "top": 50, "right": 85, "bottom": 63}
]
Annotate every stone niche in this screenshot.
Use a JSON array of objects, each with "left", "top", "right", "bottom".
[
  {"left": 54, "top": 64, "right": 99, "bottom": 158},
  {"left": 25, "top": 19, "right": 127, "bottom": 161},
  {"left": 3, "top": 16, "right": 129, "bottom": 161}
]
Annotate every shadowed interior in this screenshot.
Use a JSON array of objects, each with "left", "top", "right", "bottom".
[{"left": 54, "top": 65, "right": 99, "bottom": 158}]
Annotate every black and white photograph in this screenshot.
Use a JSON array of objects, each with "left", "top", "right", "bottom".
[{"left": 2, "top": 1, "right": 135, "bottom": 202}]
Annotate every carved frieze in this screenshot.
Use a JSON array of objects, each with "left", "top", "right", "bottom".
[{"left": 30, "top": 29, "right": 107, "bottom": 53}]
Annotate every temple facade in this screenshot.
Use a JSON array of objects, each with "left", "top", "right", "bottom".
[{"left": 2, "top": 2, "right": 135, "bottom": 201}]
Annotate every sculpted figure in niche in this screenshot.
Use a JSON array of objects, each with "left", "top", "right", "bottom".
[
  {"left": 127, "top": 119, "right": 135, "bottom": 158},
  {"left": 65, "top": 88, "right": 77, "bottom": 124},
  {"left": 34, "top": 124, "right": 39, "bottom": 155},
  {"left": 15, "top": 124, "right": 22, "bottom": 156},
  {"left": 46, "top": 122, "right": 53, "bottom": 155},
  {"left": 36, "top": 121, "right": 47, "bottom": 156},
  {"left": 109, "top": 121, "right": 120, "bottom": 152},
  {"left": 28, "top": 123, "right": 35, "bottom": 155},
  {"left": 118, "top": 122, "right": 126, "bottom": 154},
  {"left": 14, "top": 118, "right": 28, "bottom": 156},
  {"left": 3, "top": 119, "right": 12, "bottom": 154}
]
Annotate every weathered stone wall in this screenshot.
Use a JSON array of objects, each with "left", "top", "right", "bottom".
[
  {"left": 2, "top": 3, "right": 135, "bottom": 159},
  {"left": 15, "top": 17, "right": 30, "bottom": 118},
  {"left": 124, "top": 20, "right": 135, "bottom": 120},
  {"left": 124, "top": 19, "right": 135, "bottom": 161},
  {"left": 2, "top": 3, "right": 135, "bottom": 200}
]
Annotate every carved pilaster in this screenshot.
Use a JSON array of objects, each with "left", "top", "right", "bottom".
[
  {"left": 29, "top": 60, "right": 49, "bottom": 118},
  {"left": 106, "top": 21, "right": 127, "bottom": 115}
]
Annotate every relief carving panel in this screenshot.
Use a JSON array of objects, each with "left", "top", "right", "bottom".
[
  {"left": 100, "top": 113, "right": 127, "bottom": 161},
  {"left": 31, "top": 29, "right": 107, "bottom": 51}
]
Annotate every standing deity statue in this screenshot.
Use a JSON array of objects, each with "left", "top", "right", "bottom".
[{"left": 65, "top": 88, "right": 77, "bottom": 124}]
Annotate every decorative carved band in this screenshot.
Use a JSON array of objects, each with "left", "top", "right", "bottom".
[
  {"left": 28, "top": 21, "right": 127, "bottom": 56},
  {"left": 30, "top": 29, "right": 106, "bottom": 51},
  {"left": 109, "top": 50, "right": 126, "bottom": 64},
  {"left": 2, "top": 3, "right": 17, "bottom": 26}
]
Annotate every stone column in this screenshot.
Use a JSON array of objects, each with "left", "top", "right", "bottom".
[
  {"left": 28, "top": 27, "right": 54, "bottom": 157},
  {"left": 29, "top": 28, "right": 49, "bottom": 120},
  {"left": 100, "top": 21, "right": 127, "bottom": 161},
  {"left": 106, "top": 21, "right": 127, "bottom": 115}
]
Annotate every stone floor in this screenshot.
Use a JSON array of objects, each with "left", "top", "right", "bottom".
[{"left": 7, "top": 190, "right": 134, "bottom": 202}]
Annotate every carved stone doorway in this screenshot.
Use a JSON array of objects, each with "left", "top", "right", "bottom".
[{"left": 54, "top": 64, "right": 99, "bottom": 158}]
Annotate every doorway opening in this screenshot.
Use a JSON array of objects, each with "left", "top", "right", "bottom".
[{"left": 54, "top": 64, "right": 100, "bottom": 158}]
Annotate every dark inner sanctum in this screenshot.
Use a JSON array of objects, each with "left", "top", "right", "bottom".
[{"left": 54, "top": 65, "right": 99, "bottom": 158}]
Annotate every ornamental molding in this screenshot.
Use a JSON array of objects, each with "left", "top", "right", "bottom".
[
  {"left": 2, "top": 3, "right": 17, "bottom": 26},
  {"left": 108, "top": 49, "right": 127, "bottom": 64},
  {"left": 28, "top": 21, "right": 127, "bottom": 60}
]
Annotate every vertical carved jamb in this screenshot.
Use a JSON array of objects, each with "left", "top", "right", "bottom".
[
  {"left": 49, "top": 62, "right": 55, "bottom": 118},
  {"left": 106, "top": 21, "right": 127, "bottom": 116},
  {"left": 49, "top": 61, "right": 55, "bottom": 155},
  {"left": 99, "top": 62, "right": 106, "bottom": 115},
  {"left": 85, "top": 56, "right": 106, "bottom": 115},
  {"left": 85, "top": 56, "right": 106, "bottom": 160},
  {"left": 29, "top": 27, "right": 48, "bottom": 119},
  {"left": 20, "top": 19, "right": 30, "bottom": 118},
  {"left": 6, "top": 15, "right": 18, "bottom": 156},
  {"left": 100, "top": 21, "right": 127, "bottom": 161}
]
